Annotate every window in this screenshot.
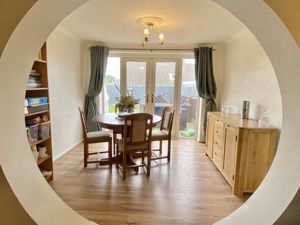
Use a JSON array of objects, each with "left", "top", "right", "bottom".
[
  {"left": 179, "top": 59, "right": 198, "bottom": 138},
  {"left": 103, "top": 57, "right": 120, "bottom": 112}
]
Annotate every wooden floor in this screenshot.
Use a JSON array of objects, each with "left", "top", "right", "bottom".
[{"left": 51, "top": 139, "right": 247, "bottom": 225}]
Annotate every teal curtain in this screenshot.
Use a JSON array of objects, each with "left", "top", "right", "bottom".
[
  {"left": 84, "top": 46, "right": 109, "bottom": 132},
  {"left": 194, "top": 47, "right": 217, "bottom": 141}
]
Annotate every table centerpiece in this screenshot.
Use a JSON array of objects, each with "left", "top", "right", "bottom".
[{"left": 114, "top": 83, "right": 139, "bottom": 113}]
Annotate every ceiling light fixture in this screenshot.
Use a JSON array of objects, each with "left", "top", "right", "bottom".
[{"left": 136, "top": 16, "right": 165, "bottom": 48}]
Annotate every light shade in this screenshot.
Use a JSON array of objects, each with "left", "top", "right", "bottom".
[
  {"left": 144, "top": 28, "right": 149, "bottom": 40},
  {"left": 159, "top": 33, "right": 164, "bottom": 45}
]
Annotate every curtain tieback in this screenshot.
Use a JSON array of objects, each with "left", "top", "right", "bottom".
[
  {"left": 86, "top": 95, "right": 95, "bottom": 100},
  {"left": 206, "top": 97, "right": 215, "bottom": 102}
]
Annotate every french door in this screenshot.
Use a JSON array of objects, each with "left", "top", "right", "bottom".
[
  {"left": 123, "top": 59, "right": 150, "bottom": 113},
  {"left": 123, "top": 58, "right": 180, "bottom": 135}
]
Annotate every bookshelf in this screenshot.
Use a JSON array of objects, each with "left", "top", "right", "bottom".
[{"left": 25, "top": 43, "right": 53, "bottom": 182}]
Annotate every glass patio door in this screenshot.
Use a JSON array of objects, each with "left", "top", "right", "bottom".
[
  {"left": 152, "top": 60, "right": 177, "bottom": 117},
  {"left": 124, "top": 59, "right": 151, "bottom": 113}
]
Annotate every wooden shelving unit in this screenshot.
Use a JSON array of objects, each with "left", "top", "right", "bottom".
[
  {"left": 25, "top": 43, "right": 53, "bottom": 182},
  {"left": 34, "top": 59, "right": 47, "bottom": 64},
  {"left": 26, "top": 87, "right": 49, "bottom": 91},
  {"left": 29, "top": 137, "right": 51, "bottom": 147},
  {"left": 37, "top": 155, "right": 52, "bottom": 166},
  {"left": 25, "top": 109, "right": 50, "bottom": 117}
]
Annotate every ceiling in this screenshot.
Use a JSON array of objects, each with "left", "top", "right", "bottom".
[{"left": 59, "top": 0, "right": 245, "bottom": 49}]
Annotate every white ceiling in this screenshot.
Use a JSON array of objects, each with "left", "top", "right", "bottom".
[{"left": 59, "top": 0, "right": 245, "bottom": 49}]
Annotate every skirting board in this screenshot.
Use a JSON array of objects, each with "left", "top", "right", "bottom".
[{"left": 53, "top": 139, "right": 83, "bottom": 161}]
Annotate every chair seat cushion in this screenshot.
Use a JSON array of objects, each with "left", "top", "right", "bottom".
[
  {"left": 87, "top": 130, "right": 112, "bottom": 139},
  {"left": 151, "top": 129, "right": 168, "bottom": 138}
]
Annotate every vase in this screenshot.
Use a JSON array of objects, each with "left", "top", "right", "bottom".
[{"left": 124, "top": 106, "right": 134, "bottom": 113}]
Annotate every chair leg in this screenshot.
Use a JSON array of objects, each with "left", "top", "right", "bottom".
[
  {"left": 123, "top": 151, "right": 127, "bottom": 180},
  {"left": 108, "top": 140, "right": 112, "bottom": 166},
  {"left": 159, "top": 140, "right": 162, "bottom": 155},
  {"left": 167, "top": 139, "right": 171, "bottom": 162},
  {"left": 113, "top": 132, "right": 117, "bottom": 156},
  {"left": 142, "top": 150, "right": 145, "bottom": 164},
  {"left": 84, "top": 142, "right": 88, "bottom": 167},
  {"left": 116, "top": 135, "right": 120, "bottom": 156},
  {"left": 117, "top": 142, "right": 119, "bottom": 156},
  {"left": 147, "top": 150, "right": 151, "bottom": 176}
]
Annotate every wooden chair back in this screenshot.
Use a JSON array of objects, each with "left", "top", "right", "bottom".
[
  {"left": 160, "top": 106, "right": 174, "bottom": 135},
  {"left": 78, "top": 107, "right": 88, "bottom": 140},
  {"left": 123, "top": 113, "right": 153, "bottom": 148}
]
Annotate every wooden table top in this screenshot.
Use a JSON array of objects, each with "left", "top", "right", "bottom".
[{"left": 94, "top": 113, "right": 161, "bottom": 131}]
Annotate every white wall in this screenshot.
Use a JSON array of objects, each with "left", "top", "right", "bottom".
[
  {"left": 219, "top": 27, "right": 282, "bottom": 128},
  {"left": 47, "top": 26, "right": 84, "bottom": 159}
]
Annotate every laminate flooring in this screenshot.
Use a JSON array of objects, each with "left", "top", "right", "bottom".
[{"left": 51, "top": 139, "right": 247, "bottom": 225}]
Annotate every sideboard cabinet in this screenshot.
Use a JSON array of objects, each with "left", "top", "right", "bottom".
[{"left": 206, "top": 112, "right": 277, "bottom": 196}]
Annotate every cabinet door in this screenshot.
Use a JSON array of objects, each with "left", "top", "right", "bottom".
[
  {"left": 244, "top": 131, "right": 276, "bottom": 191},
  {"left": 206, "top": 114, "right": 215, "bottom": 158},
  {"left": 222, "top": 124, "right": 238, "bottom": 186}
]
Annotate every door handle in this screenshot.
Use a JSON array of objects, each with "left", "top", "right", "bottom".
[
  {"left": 145, "top": 95, "right": 149, "bottom": 103},
  {"left": 151, "top": 94, "right": 154, "bottom": 103}
]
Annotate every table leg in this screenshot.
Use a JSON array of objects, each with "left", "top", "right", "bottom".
[{"left": 116, "top": 152, "right": 139, "bottom": 173}]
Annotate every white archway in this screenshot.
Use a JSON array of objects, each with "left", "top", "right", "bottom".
[{"left": 0, "top": 0, "right": 299, "bottom": 224}]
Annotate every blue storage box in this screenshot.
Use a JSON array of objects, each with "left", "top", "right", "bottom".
[{"left": 27, "top": 97, "right": 48, "bottom": 106}]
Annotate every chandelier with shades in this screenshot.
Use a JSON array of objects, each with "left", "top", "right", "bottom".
[{"left": 136, "top": 16, "right": 165, "bottom": 48}]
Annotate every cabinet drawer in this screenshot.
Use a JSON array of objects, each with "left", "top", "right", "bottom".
[
  {"left": 213, "top": 145, "right": 223, "bottom": 159},
  {"left": 214, "top": 119, "right": 224, "bottom": 138},
  {"left": 213, "top": 136, "right": 224, "bottom": 150},
  {"left": 215, "top": 128, "right": 224, "bottom": 139},
  {"left": 212, "top": 150, "right": 222, "bottom": 169}
]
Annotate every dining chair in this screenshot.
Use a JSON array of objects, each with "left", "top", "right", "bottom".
[
  {"left": 78, "top": 107, "right": 112, "bottom": 167},
  {"left": 151, "top": 106, "right": 174, "bottom": 161},
  {"left": 117, "top": 113, "right": 153, "bottom": 179}
]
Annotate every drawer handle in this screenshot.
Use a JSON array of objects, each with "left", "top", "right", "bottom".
[{"left": 216, "top": 130, "right": 219, "bottom": 133}]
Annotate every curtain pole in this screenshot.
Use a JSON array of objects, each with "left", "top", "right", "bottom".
[
  {"left": 109, "top": 48, "right": 216, "bottom": 52},
  {"left": 89, "top": 47, "right": 216, "bottom": 52}
]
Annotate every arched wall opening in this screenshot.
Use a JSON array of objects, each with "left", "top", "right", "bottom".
[{"left": 0, "top": 0, "right": 299, "bottom": 225}]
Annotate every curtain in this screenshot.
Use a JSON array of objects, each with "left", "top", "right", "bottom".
[
  {"left": 84, "top": 46, "right": 109, "bottom": 132},
  {"left": 194, "top": 47, "right": 217, "bottom": 142}
]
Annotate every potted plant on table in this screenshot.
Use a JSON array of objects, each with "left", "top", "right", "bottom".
[{"left": 115, "top": 95, "right": 139, "bottom": 113}]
